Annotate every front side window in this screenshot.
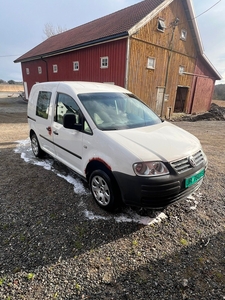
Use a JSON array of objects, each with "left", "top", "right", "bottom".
[
  {"left": 36, "top": 91, "right": 51, "bottom": 119},
  {"left": 56, "top": 93, "right": 92, "bottom": 133},
  {"left": 56, "top": 93, "right": 80, "bottom": 125},
  {"left": 78, "top": 92, "right": 161, "bottom": 131},
  {"left": 101, "top": 57, "right": 108, "bottom": 68}
]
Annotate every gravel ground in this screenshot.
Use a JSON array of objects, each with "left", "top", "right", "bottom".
[{"left": 0, "top": 96, "right": 225, "bottom": 300}]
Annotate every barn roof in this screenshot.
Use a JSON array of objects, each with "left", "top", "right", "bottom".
[
  {"left": 14, "top": 0, "right": 167, "bottom": 62},
  {"left": 14, "top": 0, "right": 221, "bottom": 79}
]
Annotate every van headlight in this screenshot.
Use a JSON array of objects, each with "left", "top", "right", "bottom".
[{"left": 133, "top": 161, "right": 169, "bottom": 177}]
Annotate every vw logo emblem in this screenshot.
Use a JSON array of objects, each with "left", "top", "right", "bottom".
[{"left": 188, "top": 156, "right": 196, "bottom": 167}]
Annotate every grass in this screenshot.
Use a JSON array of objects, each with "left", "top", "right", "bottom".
[
  {"left": 74, "top": 241, "right": 83, "bottom": 250},
  {"left": 75, "top": 283, "right": 81, "bottom": 291},
  {"left": 132, "top": 240, "right": 138, "bottom": 247},
  {"left": 26, "top": 273, "right": 35, "bottom": 281},
  {"left": 0, "top": 277, "right": 5, "bottom": 286},
  {"left": 180, "top": 238, "right": 188, "bottom": 246}
]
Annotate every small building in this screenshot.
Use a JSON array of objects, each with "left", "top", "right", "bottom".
[{"left": 14, "top": 0, "right": 221, "bottom": 117}]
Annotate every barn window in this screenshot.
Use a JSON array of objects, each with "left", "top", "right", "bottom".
[
  {"left": 147, "top": 57, "right": 156, "bottom": 69},
  {"left": 26, "top": 68, "right": 30, "bottom": 75},
  {"left": 38, "top": 66, "right": 42, "bottom": 74},
  {"left": 73, "top": 61, "right": 79, "bottom": 71},
  {"left": 179, "top": 66, "right": 185, "bottom": 75},
  {"left": 53, "top": 64, "right": 58, "bottom": 73},
  {"left": 180, "top": 29, "right": 187, "bottom": 41},
  {"left": 101, "top": 57, "right": 108, "bottom": 68},
  {"left": 157, "top": 19, "right": 166, "bottom": 32}
]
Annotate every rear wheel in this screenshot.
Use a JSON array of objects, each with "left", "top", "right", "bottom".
[
  {"left": 31, "top": 133, "right": 44, "bottom": 158},
  {"left": 89, "top": 170, "right": 119, "bottom": 211}
]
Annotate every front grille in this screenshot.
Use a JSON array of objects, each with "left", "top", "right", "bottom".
[
  {"left": 171, "top": 150, "right": 204, "bottom": 174},
  {"left": 141, "top": 178, "right": 203, "bottom": 208}
]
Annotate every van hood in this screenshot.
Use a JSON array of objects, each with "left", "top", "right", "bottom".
[{"left": 104, "top": 121, "right": 201, "bottom": 162}]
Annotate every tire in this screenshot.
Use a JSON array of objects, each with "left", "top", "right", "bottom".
[
  {"left": 89, "top": 170, "right": 119, "bottom": 211},
  {"left": 31, "top": 133, "right": 44, "bottom": 158}
]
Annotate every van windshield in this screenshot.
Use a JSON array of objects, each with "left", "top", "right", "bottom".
[{"left": 78, "top": 92, "right": 162, "bottom": 130}]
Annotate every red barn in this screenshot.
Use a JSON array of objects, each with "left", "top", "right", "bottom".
[{"left": 15, "top": 0, "right": 221, "bottom": 116}]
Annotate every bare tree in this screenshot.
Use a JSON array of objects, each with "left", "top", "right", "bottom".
[{"left": 43, "top": 23, "right": 67, "bottom": 39}]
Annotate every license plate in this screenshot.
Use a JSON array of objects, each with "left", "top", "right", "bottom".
[{"left": 185, "top": 169, "right": 205, "bottom": 188}]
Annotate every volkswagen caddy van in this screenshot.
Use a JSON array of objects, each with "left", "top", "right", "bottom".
[{"left": 27, "top": 81, "right": 207, "bottom": 211}]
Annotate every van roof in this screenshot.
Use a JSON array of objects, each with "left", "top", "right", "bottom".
[{"left": 33, "top": 81, "right": 130, "bottom": 94}]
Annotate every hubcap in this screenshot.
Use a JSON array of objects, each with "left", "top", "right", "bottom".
[
  {"left": 91, "top": 175, "right": 110, "bottom": 206},
  {"left": 31, "top": 137, "right": 39, "bottom": 156}
]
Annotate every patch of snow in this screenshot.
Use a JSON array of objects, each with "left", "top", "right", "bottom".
[
  {"left": 14, "top": 139, "right": 168, "bottom": 226},
  {"left": 84, "top": 210, "right": 109, "bottom": 221},
  {"left": 186, "top": 192, "right": 203, "bottom": 210},
  {"left": 57, "top": 174, "right": 87, "bottom": 194},
  {"left": 115, "top": 210, "right": 168, "bottom": 225},
  {"left": 84, "top": 208, "right": 167, "bottom": 226},
  {"left": 14, "top": 139, "right": 88, "bottom": 195},
  {"left": 186, "top": 195, "right": 195, "bottom": 201}
]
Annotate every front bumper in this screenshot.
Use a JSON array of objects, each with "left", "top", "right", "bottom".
[{"left": 113, "top": 166, "right": 206, "bottom": 209}]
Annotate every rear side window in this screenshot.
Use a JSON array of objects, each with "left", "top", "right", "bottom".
[{"left": 36, "top": 91, "right": 52, "bottom": 119}]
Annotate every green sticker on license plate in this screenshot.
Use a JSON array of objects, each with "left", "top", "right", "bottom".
[{"left": 185, "top": 169, "right": 205, "bottom": 188}]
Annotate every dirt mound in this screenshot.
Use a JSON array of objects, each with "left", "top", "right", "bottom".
[{"left": 180, "top": 103, "right": 225, "bottom": 122}]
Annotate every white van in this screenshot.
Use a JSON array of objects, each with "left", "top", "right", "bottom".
[{"left": 27, "top": 81, "right": 207, "bottom": 211}]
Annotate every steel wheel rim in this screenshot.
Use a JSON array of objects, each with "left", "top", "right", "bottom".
[
  {"left": 31, "top": 137, "right": 39, "bottom": 156},
  {"left": 91, "top": 175, "right": 110, "bottom": 206}
]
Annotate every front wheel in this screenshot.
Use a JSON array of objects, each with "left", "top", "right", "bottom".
[
  {"left": 31, "top": 133, "right": 44, "bottom": 158},
  {"left": 89, "top": 170, "right": 119, "bottom": 211}
]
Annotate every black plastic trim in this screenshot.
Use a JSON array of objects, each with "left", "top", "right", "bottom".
[
  {"left": 28, "top": 115, "right": 36, "bottom": 122},
  {"left": 113, "top": 165, "right": 206, "bottom": 208},
  {"left": 39, "top": 134, "right": 82, "bottom": 160}
]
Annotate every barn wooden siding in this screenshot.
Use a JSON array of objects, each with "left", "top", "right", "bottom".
[
  {"left": 22, "top": 39, "right": 127, "bottom": 95},
  {"left": 188, "top": 56, "right": 216, "bottom": 113},
  {"left": 127, "top": 0, "right": 197, "bottom": 115}
]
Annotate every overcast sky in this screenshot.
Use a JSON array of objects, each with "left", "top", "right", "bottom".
[{"left": 0, "top": 0, "right": 224, "bottom": 84}]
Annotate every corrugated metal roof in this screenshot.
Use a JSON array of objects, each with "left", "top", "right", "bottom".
[{"left": 14, "top": 0, "right": 164, "bottom": 62}]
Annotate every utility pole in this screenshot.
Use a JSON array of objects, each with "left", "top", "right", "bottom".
[{"left": 160, "top": 18, "right": 180, "bottom": 117}]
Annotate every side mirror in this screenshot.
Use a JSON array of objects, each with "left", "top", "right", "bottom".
[{"left": 63, "top": 113, "right": 82, "bottom": 131}]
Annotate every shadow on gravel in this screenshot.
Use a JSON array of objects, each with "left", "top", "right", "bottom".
[
  {"left": 63, "top": 231, "right": 225, "bottom": 300},
  {"left": 0, "top": 148, "right": 144, "bottom": 273},
  {"left": 129, "top": 231, "right": 225, "bottom": 299}
]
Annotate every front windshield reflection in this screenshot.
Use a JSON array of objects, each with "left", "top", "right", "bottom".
[{"left": 78, "top": 92, "right": 161, "bottom": 130}]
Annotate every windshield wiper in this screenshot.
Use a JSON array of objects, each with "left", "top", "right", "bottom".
[{"left": 102, "top": 127, "right": 119, "bottom": 131}]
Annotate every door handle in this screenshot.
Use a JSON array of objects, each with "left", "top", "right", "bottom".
[
  {"left": 46, "top": 126, "right": 52, "bottom": 135},
  {"left": 53, "top": 131, "right": 59, "bottom": 135}
]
